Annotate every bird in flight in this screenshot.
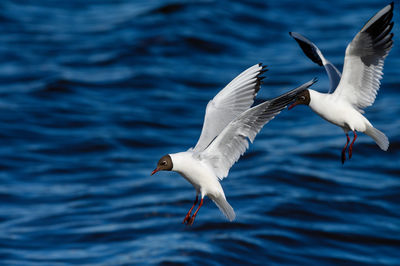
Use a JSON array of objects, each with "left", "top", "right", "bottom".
[
  {"left": 289, "top": 2, "right": 394, "bottom": 163},
  {"left": 152, "top": 63, "right": 316, "bottom": 225}
]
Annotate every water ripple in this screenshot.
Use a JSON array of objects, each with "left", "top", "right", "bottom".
[{"left": 0, "top": 0, "right": 399, "bottom": 265}]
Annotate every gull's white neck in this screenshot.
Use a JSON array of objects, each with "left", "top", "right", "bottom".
[
  {"left": 307, "top": 89, "right": 358, "bottom": 129},
  {"left": 170, "top": 152, "right": 192, "bottom": 173},
  {"left": 307, "top": 89, "right": 338, "bottom": 122},
  {"left": 170, "top": 151, "right": 207, "bottom": 184},
  {"left": 308, "top": 89, "right": 326, "bottom": 111},
  {"left": 169, "top": 151, "right": 223, "bottom": 197}
]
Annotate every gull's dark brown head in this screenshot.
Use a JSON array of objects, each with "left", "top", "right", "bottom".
[
  {"left": 289, "top": 90, "right": 310, "bottom": 110},
  {"left": 151, "top": 154, "right": 173, "bottom": 175}
]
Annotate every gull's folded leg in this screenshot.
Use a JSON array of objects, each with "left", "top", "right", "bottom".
[
  {"left": 187, "top": 198, "right": 204, "bottom": 226},
  {"left": 349, "top": 131, "right": 357, "bottom": 159},
  {"left": 183, "top": 195, "right": 198, "bottom": 224},
  {"left": 342, "top": 133, "right": 350, "bottom": 164}
]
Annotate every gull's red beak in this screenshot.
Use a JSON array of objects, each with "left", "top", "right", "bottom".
[
  {"left": 288, "top": 102, "right": 297, "bottom": 110},
  {"left": 151, "top": 168, "right": 159, "bottom": 176}
]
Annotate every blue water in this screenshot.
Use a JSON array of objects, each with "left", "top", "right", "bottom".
[{"left": 0, "top": 0, "right": 399, "bottom": 265}]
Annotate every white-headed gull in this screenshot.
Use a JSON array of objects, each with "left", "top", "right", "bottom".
[
  {"left": 151, "top": 63, "right": 316, "bottom": 225},
  {"left": 289, "top": 2, "right": 394, "bottom": 164}
]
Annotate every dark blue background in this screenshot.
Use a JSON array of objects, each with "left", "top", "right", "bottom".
[{"left": 0, "top": 0, "right": 399, "bottom": 265}]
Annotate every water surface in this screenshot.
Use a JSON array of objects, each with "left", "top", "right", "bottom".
[{"left": 0, "top": 0, "right": 399, "bottom": 265}]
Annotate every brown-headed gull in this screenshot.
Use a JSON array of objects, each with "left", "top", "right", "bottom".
[
  {"left": 289, "top": 2, "right": 394, "bottom": 164},
  {"left": 151, "top": 63, "right": 316, "bottom": 225}
]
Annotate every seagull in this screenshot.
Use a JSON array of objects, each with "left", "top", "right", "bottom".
[
  {"left": 151, "top": 63, "right": 316, "bottom": 225},
  {"left": 288, "top": 2, "right": 394, "bottom": 164}
]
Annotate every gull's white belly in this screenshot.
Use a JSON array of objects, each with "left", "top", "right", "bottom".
[
  {"left": 170, "top": 151, "right": 224, "bottom": 198},
  {"left": 309, "top": 93, "right": 369, "bottom": 132}
]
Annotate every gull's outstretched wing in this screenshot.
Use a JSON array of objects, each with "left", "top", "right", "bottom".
[
  {"left": 290, "top": 32, "right": 342, "bottom": 93},
  {"left": 193, "top": 64, "right": 267, "bottom": 151},
  {"left": 333, "top": 3, "right": 394, "bottom": 113},
  {"left": 200, "top": 78, "right": 317, "bottom": 180}
]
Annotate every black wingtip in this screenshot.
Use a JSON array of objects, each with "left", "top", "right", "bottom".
[
  {"left": 254, "top": 64, "right": 268, "bottom": 94},
  {"left": 299, "top": 77, "right": 318, "bottom": 91},
  {"left": 258, "top": 63, "right": 268, "bottom": 71},
  {"left": 266, "top": 78, "right": 318, "bottom": 109},
  {"left": 258, "top": 64, "right": 268, "bottom": 76},
  {"left": 360, "top": 2, "right": 395, "bottom": 54},
  {"left": 290, "top": 32, "right": 324, "bottom": 67}
]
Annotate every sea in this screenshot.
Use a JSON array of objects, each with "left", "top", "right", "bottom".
[{"left": 0, "top": 0, "right": 399, "bottom": 265}]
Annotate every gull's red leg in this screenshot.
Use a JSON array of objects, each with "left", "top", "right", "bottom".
[
  {"left": 342, "top": 133, "right": 350, "bottom": 164},
  {"left": 187, "top": 198, "right": 204, "bottom": 226},
  {"left": 349, "top": 131, "right": 357, "bottom": 159},
  {"left": 183, "top": 195, "right": 198, "bottom": 224}
]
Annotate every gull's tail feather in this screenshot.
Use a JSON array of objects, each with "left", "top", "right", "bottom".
[
  {"left": 365, "top": 126, "right": 389, "bottom": 151},
  {"left": 211, "top": 195, "right": 236, "bottom": 221}
]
